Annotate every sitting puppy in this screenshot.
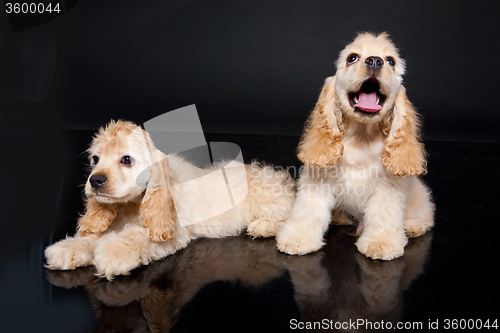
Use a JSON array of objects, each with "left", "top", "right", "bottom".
[
  {"left": 45, "top": 120, "right": 295, "bottom": 279},
  {"left": 276, "top": 32, "right": 434, "bottom": 260}
]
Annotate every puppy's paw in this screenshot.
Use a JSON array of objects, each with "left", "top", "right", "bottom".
[
  {"left": 405, "top": 218, "right": 434, "bottom": 238},
  {"left": 247, "top": 218, "right": 281, "bottom": 238},
  {"left": 147, "top": 224, "right": 174, "bottom": 242},
  {"left": 45, "top": 238, "right": 94, "bottom": 270},
  {"left": 94, "top": 239, "right": 145, "bottom": 280},
  {"left": 355, "top": 235, "right": 407, "bottom": 261},
  {"left": 276, "top": 230, "right": 324, "bottom": 255}
]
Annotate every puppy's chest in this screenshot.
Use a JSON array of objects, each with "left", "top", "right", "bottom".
[
  {"left": 339, "top": 137, "right": 385, "bottom": 172},
  {"left": 333, "top": 139, "right": 385, "bottom": 206},
  {"left": 105, "top": 203, "right": 142, "bottom": 233}
]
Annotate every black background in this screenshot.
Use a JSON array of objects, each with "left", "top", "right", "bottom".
[
  {"left": 0, "top": 1, "right": 499, "bottom": 332},
  {"left": 1, "top": 0, "right": 499, "bottom": 141}
]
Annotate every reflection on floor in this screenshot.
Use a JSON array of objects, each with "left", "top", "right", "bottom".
[{"left": 46, "top": 227, "right": 432, "bottom": 332}]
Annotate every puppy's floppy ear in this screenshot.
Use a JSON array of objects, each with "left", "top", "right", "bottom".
[
  {"left": 141, "top": 149, "right": 177, "bottom": 242},
  {"left": 382, "top": 86, "right": 427, "bottom": 177},
  {"left": 297, "top": 76, "right": 344, "bottom": 167},
  {"left": 77, "top": 198, "right": 117, "bottom": 236}
]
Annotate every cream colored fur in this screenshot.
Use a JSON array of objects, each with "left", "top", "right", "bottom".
[
  {"left": 45, "top": 120, "right": 295, "bottom": 279},
  {"left": 277, "top": 32, "right": 434, "bottom": 260}
]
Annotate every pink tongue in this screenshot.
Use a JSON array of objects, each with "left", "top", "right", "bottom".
[{"left": 354, "top": 92, "right": 382, "bottom": 112}]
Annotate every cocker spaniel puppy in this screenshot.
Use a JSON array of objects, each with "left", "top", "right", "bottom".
[
  {"left": 45, "top": 120, "right": 294, "bottom": 279},
  {"left": 276, "top": 32, "right": 434, "bottom": 260}
]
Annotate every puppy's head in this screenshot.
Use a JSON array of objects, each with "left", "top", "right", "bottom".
[
  {"left": 298, "top": 32, "right": 426, "bottom": 175},
  {"left": 83, "top": 120, "right": 177, "bottom": 240},
  {"left": 335, "top": 32, "right": 405, "bottom": 123},
  {"left": 85, "top": 120, "right": 154, "bottom": 204}
]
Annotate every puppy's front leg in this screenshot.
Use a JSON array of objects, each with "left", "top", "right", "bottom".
[
  {"left": 277, "top": 170, "right": 335, "bottom": 255},
  {"left": 93, "top": 225, "right": 149, "bottom": 279},
  {"left": 93, "top": 224, "right": 189, "bottom": 279},
  {"left": 356, "top": 179, "right": 409, "bottom": 260},
  {"left": 77, "top": 198, "right": 117, "bottom": 236}
]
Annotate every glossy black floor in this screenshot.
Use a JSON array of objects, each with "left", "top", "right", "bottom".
[{"left": 9, "top": 132, "right": 500, "bottom": 332}]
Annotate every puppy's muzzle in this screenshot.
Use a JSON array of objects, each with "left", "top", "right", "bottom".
[
  {"left": 90, "top": 174, "right": 107, "bottom": 190},
  {"left": 365, "top": 56, "right": 384, "bottom": 70}
]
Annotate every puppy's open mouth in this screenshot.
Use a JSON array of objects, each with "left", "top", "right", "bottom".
[{"left": 348, "top": 79, "right": 386, "bottom": 115}]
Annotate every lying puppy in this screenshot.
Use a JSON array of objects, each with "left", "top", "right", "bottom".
[
  {"left": 45, "top": 120, "right": 294, "bottom": 278},
  {"left": 276, "top": 32, "right": 434, "bottom": 260}
]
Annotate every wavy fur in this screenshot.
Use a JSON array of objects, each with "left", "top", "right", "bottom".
[{"left": 277, "top": 32, "right": 434, "bottom": 260}]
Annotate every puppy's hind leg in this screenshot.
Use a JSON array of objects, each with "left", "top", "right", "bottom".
[
  {"left": 405, "top": 179, "right": 435, "bottom": 238},
  {"left": 247, "top": 218, "right": 282, "bottom": 238},
  {"left": 246, "top": 164, "right": 296, "bottom": 238}
]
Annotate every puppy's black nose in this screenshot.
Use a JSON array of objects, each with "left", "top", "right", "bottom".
[
  {"left": 90, "top": 174, "right": 107, "bottom": 189},
  {"left": 365, "top": 56, "right": 384, "bottom": 70}
]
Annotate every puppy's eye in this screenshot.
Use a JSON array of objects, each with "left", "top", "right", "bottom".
[
  {"left": 346, "top": 53, "right": 359, "bottom": 65},
  {"left": 121, "top": 155, "right": 134, "bottom": 166},
  {"left": 92, "top": 156, "right": 99, "bottom": 164},
  {"left": 386, "top": 57, "right": 396, "bottom": 66}
]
